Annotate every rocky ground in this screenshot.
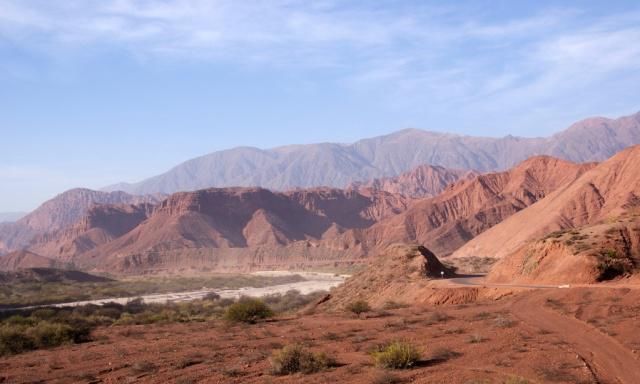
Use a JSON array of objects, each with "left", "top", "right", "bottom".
[{"left": 2, "top": 286, "right": 639, "bottom": 384}]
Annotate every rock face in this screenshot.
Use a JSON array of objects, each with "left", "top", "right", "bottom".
[
  {"left": 45, "top": 187, "right": 410, "bottom": 273},
  {"left": 0, "top": 250, "right": 67, "bottom": 271},
  {"left": 105, "top": 112, "right": 640, "bottom": 195},
  {"left": 348, "top": 165, "right": 477, "bottom": 198},
  {"left": 486, "top": 216, "right": 640, "bottom": 284},
  {"left": 29, "top": 203, "right": 156, "bottom": 262},
  {"left": 316, "top": 244, "right": 512, "bottom": 309},
  {"left": 353, "top": 156, "right": 595, "bottom": 258},
  {"left": 452, "top": 145, "right": 640, "bottom": 263},
  {"left": 3, "top": 156, "right": 595, "bottom": 275},
  {"left": 0, "top": 189, "right": 162, "bottom": 255},
  {"left": 321, "top": 244, "right": 453, "bottom": 308}
]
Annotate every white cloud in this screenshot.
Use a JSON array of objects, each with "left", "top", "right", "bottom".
[{"left": 0, "top": 1, "right": 639, "bottom": 133}]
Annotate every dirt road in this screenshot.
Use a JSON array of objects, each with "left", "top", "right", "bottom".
[
  {"left": 444, "top": 276, "right": 640, "bottom": 384},
  {"left": 511, "top": 290, "right": 640, "bottom": 384}
]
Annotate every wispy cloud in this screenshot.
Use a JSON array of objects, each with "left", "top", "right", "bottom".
[{"left": 1, "top": 1, "right": 639, "bottom": 132}]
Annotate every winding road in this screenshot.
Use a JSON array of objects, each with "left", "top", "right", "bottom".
[{"left": 445, "top": 275, "right": 640, "bottom": 384}]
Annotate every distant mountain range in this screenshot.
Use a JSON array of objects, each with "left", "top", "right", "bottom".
[
  {"left": 2, "top": 111, "right": 640, "bottom": 278},
  {"left": 105, "top": 112, "right": 640, "bottom": 195}
]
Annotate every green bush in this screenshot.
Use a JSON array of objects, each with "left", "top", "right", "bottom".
[
  {"left": 0, "top": 326, "right": 34, "bottom": 355},
  {"left": 0, "top": 319, "right": 91, "bottom": 356},
  {"left": 263, "top": 290, "right": 326, "bottom": 313},
  {"left": 27, "top": 321, "right": 75, "bottom": 348},
  {"left": 270, "top": 344, "right": 335, "bottom": 375},
  {"left": 346, "top": 300, "right": 371, "bottom": 315},
  {"left": 371, "top": 341, "right": 421, "bottom": 369},
  {"left": 224, "top": 297, "right": 273, "bottom": 324}
]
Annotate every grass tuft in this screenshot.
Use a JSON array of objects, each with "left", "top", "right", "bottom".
[
  {"left": 269, "top": 344, "right": 336, "bottom": 375},
  {"left": 371, "top": 341, "right": 421, "bottom": 369}
]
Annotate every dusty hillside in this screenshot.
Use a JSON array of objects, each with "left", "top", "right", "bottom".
[
  {"left": 16, "top": 157, "right": 594, "bottom": 274},
  {"left": 353, "top": 156, "right": 594, "bottom": 258},
  {"left": 29, "top": 203, "right": 156, "bottom": 262},
  {"left": 487, "top": 213, "right": 640, "bottom": 284},
  {"left": 321, "top": 244, "right": 510, "bottom": 309},
  {"left": 348, "top": 165, "right": 477, "bottom": 198},
  {"left": 452, "top": 145, "right": 640, "bottom": 264},
  {"left": 0, "top": 189, "right": 162, "bottom": 254},
  {"left": 66, "top": 187, "right": 408, "bottom": 273},
  {"left": 0, "top": 250, "right": 67, "bottom": 271}
]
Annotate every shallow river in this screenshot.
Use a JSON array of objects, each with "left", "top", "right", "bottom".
[{"left": 39, "top": 271, "right": 347, "bottom": 309}]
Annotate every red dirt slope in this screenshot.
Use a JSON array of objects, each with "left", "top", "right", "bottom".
[{"left": 453, "top": 145, "right": 640, "bottom": 263}]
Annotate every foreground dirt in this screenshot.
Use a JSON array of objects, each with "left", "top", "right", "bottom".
[{"left": 1, "top": 287, "right": 639, "bottom": 384}]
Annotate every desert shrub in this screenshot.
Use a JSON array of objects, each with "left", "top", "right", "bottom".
[
  {"left": 471, "top": 311, "right": 492, "bottom": 321},
  {"left": 493, "top": 316, "right": 516, "bottom": 328},
  {"left": 596, "top": 249, "right": 634, "bottom": 280},
  {"left": 0, "top": 318, "right": 91, "bottom": 355},
  {"left": 0, "top": 326, "right": 34, "bottom": 355},
  {"left": 221, "top": 367, "right": 246, "bottom": 377},
  {"left": 27, "top": 321, "right": 76, "bottom": 348},
  {"left": 124, "top": 298, "right": 147, "bottom": 314},
  {"left": 468, "top": 334, "right": 487, "bottom": 344},
  {"left": 31, "top": 308, "right": 57, "bottom": 320},
  {"left": 131, "top": 360, "right": 157, "bottom": 374},
  {"left": 270, "top": 344, "right": 335, "bottom": 375},
  {"left": 503, "top": 377, "right": 531, "bottom": 384},
  {"left": 3, "top": 315, "right": 36, "bottom": 327},
  {"left": 224, "top": 297, "right": 273, "bottom": 323},
  {"left": 425, "top": 311, "right": 451, "bottom": 324},
  {"left": 203, "top": 292, "right": 221, "bottom": 301},
  {"left": 382, "top": 301, "right": 408, "bottom": 310},
  {"left": 544, "top": 231, "right": 565, "bottom": 239},
  {"left": 371, "top": 341, "right": 421, "bottom": 369},
  {"left": 26, "top": 321, "right": 91, "bottom": 348},
  {"left": 263, "top": 290, "right": 326, "bottom": 313},
  {"left": 346, "top": 300, "right": 371, "bottom": 315},
  {"left": 371, "top": 371, "right": 404, "bottom": 384}
]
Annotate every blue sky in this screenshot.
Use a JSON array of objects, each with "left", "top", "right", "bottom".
[{"left": 2, "top": 0, "right": 640, "bottom": 212}]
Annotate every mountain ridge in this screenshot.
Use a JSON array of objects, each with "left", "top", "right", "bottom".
[{"left": 104, "top": 112, "right": 640, "bottom": 196}]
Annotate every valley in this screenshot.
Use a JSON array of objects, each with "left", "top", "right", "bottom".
[
  {"left": 2, "top": 284, "right": 639, "bottom": 383},
  {"left": 2, "top": 113, "right": 640, "bottom": 383},
  {"left": 5, "top": 3, "right": 640, "bottom": 382}
]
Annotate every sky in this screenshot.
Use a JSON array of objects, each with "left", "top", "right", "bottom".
[{"left": 2, "top": 0, "right": 640, "bottom": 212}]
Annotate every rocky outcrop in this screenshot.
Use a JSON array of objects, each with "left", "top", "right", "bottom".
[
  {"left": 0, "top": 189, "right": 162, "bottom": 254},
  {"left": 349, "top": 165, "right": 477, "bottom": 198},
  {"left": 487, "top": 216, "right": 640, "bottom": 284},
  {"left": 28, "top": 203, "right": 155, "bottom": 262},
  {"left": 320, "top": 244, "right": 453, "bottom": 308},
  {"left": 62, "top": 187, "right": 409, "bottom": 273},
  {"left": 352, "top": 156, "right": 595, "bottom": 258}
]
